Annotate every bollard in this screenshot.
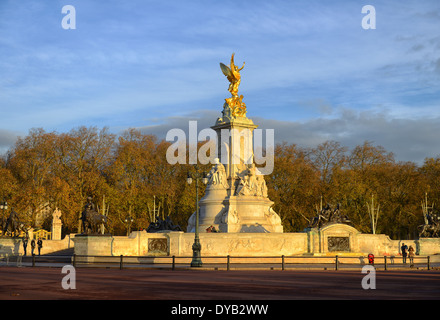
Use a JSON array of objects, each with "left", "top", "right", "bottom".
[
  {"left": 120, "top": 255, "right": 123, "bottom": 270},
  {"left": 227, "top": 255, "right": 230, "bottom": 271},
  {"left": 281, "top": 255, "right": 285, "bottom": 271},
  {"left": 335, "top": 255, "right": 339, "bottom": 271},
  {"left": 172, "top": 255, "right": 175, "bottom": 270},
  {"left": 384, "top": 256, "right": 387, "bottom": 271},
  {"left": 427, "top": 256, "right": 430, "bottom": 270}
]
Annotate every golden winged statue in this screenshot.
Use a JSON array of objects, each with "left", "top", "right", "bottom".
[
  {"left": 220, "top": 53, "right": 245, "bottom": 96},
  {"left": 220, "top": 53, "right": 247, "bottom": 117}
]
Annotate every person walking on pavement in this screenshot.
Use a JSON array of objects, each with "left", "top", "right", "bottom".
[
  {"left": 31, "top": 238, "right": 36, "bottom": 256},
  {"left": 408, "top": 245, "right": 415, "bottom": 267},
  {"left": 401, "top": 243, "right": 408, "bottom": 264},
  {"left": 37, "top": 238, "right": 43, "bottom": 256},
  {"left": 22, "top": 237, "right": 28, "bottom": 256}
]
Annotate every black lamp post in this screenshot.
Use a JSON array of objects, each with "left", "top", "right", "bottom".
[
  {"left": 187, "top": 164, "right": 208, "bottom": 267},
  {"left": 0, "top": 200, "right": 7, "bottom": 235}
]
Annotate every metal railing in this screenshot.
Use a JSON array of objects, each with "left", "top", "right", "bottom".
[{"left": 0, "top": 253, "right": 436, "bottom": 270}]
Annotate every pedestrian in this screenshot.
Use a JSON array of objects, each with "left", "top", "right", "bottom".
[
  {"left": 401, "top": 243, "right": 408, "bottom": 264},
  {"left": 37, "top": 238, "right": 43, "bottom": 256},
  {"left": 31, "top": 238, "right": 36, "bottom": 256},
  {"left": 22, "top": 237, "right": 28, "bottom": 256},
  {"left": 408, "top": 245, "right": 415, "bottom": 266}
]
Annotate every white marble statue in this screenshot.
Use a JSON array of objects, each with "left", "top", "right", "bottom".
[
  {"left": 207, "top": 158, "right": 228, "bottom": 189},
  {"left": 236, "top": 163, "right": 268, "bottom": 197}
]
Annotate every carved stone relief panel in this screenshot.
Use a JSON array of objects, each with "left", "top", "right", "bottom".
[
  {"left": 148, "top": 238, "right": 168, "bottom": 254},
  {"left": 327, "top": 236, "right": 350, "bottom": 252}
]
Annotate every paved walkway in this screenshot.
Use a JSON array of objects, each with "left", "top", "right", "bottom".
[{"left": 0, "top": 267, "right": 439, "bottom": 300}]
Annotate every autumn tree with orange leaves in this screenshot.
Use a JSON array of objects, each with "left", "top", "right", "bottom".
[{"left": 1, "top": 127, "right": 438, "bottom": 239}]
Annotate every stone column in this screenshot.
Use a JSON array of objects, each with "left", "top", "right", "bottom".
[{"left": 211, "top": 107, "right": 258, "bottom": 183}]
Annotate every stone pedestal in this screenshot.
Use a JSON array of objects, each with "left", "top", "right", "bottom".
[
  {"left": 51, "top": 208, "right": 62, "bottom": 240},
  {"left": 211, "top": 112, "right": 257, "bottom": 180},
  {"left": 187, "top": 185, "right": 227, "bottom": 232},
  {"left": 72, "top": 234, "right": 114, "bottom": 256},
  {"left": 218, "top": 196, "right": 282, "bottom": 233},
  {"left": 305, "top": 224, "right": 365, "bottom": 255}
]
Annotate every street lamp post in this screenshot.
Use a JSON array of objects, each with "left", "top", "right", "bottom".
[
  {"left": 0, "top": 200, "right": 8, "bottom": 235},
  {"left": 187, "top": 164, "right": 208, "bottom": 267}
]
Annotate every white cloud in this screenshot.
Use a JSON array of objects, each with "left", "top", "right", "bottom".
[{"left": 0, "top": 129, "right": 20, "bottom": 156}]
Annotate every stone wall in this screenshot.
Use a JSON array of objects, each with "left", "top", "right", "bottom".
[
  {"left": 306, "top": 224, "right": 439, "bottom": 256},
  {"left": 73, "top": 231, "right": 307, "bottom": 257},
  {"left": 0, "top": 235, "right": 75, "bottom": 256},
  {"left": 72, "top": 226, "right": 440, "bottom": 257},
  {"left": 3, "top": 225, "right": 438, "bottom": 259}
]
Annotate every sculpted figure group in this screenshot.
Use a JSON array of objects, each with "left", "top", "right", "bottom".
[
  {"left": 1, "top": 210, "right": 22, "bottom": 237},
  {"left": 207, "top": 158, "right": 228, "bottom": 189},
  {"left": 80, "top": 197, "right": 107, "bottom": 234},
  {"left": 147, "top": 215, "right": 182, "bottom": 233},
  {"left": 308, "top": 203, "right": 351, "bottom": 229},
  {"left": 418, "top": 208, "right": 440, "bottom": 238},
  {"left": 235, "top": 163, "right": 268, "bottom": 198},
  {"left": 204, "top": 158, "right": 268, "bottom": 198}
]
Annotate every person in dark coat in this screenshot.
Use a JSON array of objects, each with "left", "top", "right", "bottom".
[
  {"left": 37, "top": 238, "right": 43, "bottom": 255},
  {"left": 31, "top": 239, "right": 36, "bottom": 256},
  {"left": 22, "top": 237, "right": 28, "bottom": 256},
  {"left": 401, "top": 243, "right": 408, "bottom": 264}
]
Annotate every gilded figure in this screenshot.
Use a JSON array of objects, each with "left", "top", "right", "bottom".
[
  {"left": 220, "top": 53, "right": 247, "bottom": 117},
  {"left": 220, "top": 53, "right": 245, "bottom": 96}
]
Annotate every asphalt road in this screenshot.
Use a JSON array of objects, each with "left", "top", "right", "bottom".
[{"left": 0, "top": 266, "right": 439, "bottom": 300}]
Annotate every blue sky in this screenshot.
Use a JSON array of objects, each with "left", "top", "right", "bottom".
[{"left": 1, "top": 0, "right": 440, "bottom": 163}]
